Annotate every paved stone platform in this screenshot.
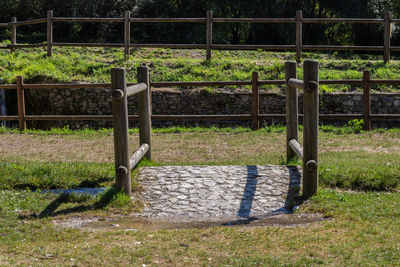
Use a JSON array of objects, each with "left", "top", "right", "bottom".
[{"left": 135, "top": 165, "right": 301, "bottom": 220}]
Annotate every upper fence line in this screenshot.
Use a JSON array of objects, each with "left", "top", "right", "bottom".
[{"left": 0, "top": 10, "right": 398, "bottom": 61}]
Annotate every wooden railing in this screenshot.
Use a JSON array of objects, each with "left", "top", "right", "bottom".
[
  {"left": 286, "top": 60, "right": 319, "bottom": 198},
  {"left": 1, "top": 71, "right": 400, "bottom": 131},
  {"left": 0, "top": 10, "right": 399, "bottom": 61},
  {"left": 112, "top": 67, "right": 151, "bottom": 196}
]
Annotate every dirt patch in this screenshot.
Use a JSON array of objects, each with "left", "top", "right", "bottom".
[{"left": 54, "top": 212, "right": 326, "bottom": 231}]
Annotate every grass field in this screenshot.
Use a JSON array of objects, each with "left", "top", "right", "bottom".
[
  {"left": 2, "top": 46, "right": 400, "bottom": 93},
  {"left": 0, "top": 126, "right": 399, "bottom": 266}
]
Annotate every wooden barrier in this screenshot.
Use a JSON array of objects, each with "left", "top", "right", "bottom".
[
  {"left": 286, "top": 60, "right": 319, "bottom": 198},
  {"left": 112, "top": 67, "right": 151, "bottom": 196},
  {"left": 1, "top": 74, "right": 400, "bottom": 128},
  {"left": 1, "top": 10, "right": 400, "bottom": 62}
]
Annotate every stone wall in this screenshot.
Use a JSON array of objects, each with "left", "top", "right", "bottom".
[{"left": 14, "top": 88, "right": 400, "bottom": 129}]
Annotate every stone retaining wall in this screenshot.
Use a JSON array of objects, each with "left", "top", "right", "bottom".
[{"left": 16, "top": 88, "right": 400, "bottom": 128}]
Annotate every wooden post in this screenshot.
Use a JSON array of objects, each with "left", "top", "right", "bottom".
[
  {"left": 362, "top": 70, "right": 371, "bottom": 130},
  {"left": 16, "top": 76, "right": 26, "bottom": 130},
  {"left": 137, "top": 66, "right": 152, "bottom": 160},
  {"left": 384, "top": 11, "right": 391, "bottom": 63},
  {"left": 302, "top": 60, "right": 319, "bottom": 198},
  {"left": 251, "top": 72, "right": 260, "bottom": 130},
  {"left": 47, "top": 10, "right": 53, "bottom": 57},
  {"left": 296, "top": 10, "right": 302, "bottom": 62},
  {"left": 10, "top": 17, "right": 17, "bottom": 52},
  {"left": 124, "top": 11, "right": 131, "bottom": 60},
  {"left": 112, "top": 68, "right": 131, "bottom": 196},
  {"left": 285, "top": 61, "right": 298, "bottom": 163},
  {"left": 206, "top": 10, "right": 213, "bottom": 61}
]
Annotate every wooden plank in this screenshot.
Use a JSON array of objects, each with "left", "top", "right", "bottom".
[
  {"left": 289, "top": 139, "right": 303, "bottom": 161},
  {"left": 152, "top": 114, "right": 252, "bottom": 120},
  {"left": 130, "top": 143, "right": 149, "bottom": 170},
  {"left": 251, "top": 72, "right": 259, "bottom": 130},
  {"left": 302, "top": 45, "right": 384, "bottom": 51},
  {"left": 206, "top": 10, "right": 213, "bottom": 61},
  {"left": 362, "top": 71, "right": 371, "bottom": 130},
  {"left": 7, "top": 43, "right": 47, "bottom": 48},
  {"left": 112, "top": 68, "right": 131, "bottom": 196},
  {"left": 47, "top": 10, "right": 53, "bottom": 57},
  {"left": 137, "top": 67, "right": 152, "bottom": 161},
  {"left": 129, "top": 44, "right": 206, "bottom": 49},
  {"left": 124, "top": 11, "right": 130, "bottom": 60},
  {"left": 296, "top": 10, "right": 302, "bottom": 61},
  {"left": 52, "top": 17, "right": 124, "bottom": 23},
  {"left": 130, "top": 18, "right": 207, "bottom": 23},
  {"left": 384, "top": 12, "right": 391, "bottom": 63},
  {"left": 126, "top": 83, "right": 147, "bottom": 97},
  {"left": 16, "top": 76, "right": 26, "bottom": 130},
  {"left": 212, "top": 44, "right": 296, "bottom": 50},
  {"left": 302, "top": 60, "right": 319, "bottom": 198},
  {"left": 11, "top": 17, "right": 17, "bottom": 52},
  {"left": 53, "top": 42, "right": 124, "bottom": 47},
  {"left": 285, "top": 61, "right": 298, "bottom": 163},
  {"left": 212, "top": 18, "right": 295, "bottom": 23},
  {"left": 288, "top": 78, "right": 304, "bottom": 89},
  {"left": 302, "top": 18, "right": 384, "bottom": 23},
  {"left": 8, "top": 18, "right": 47, "bottom": 26},
  {"left": 151, "top": 81, "right": 252, "bottom": 87}
]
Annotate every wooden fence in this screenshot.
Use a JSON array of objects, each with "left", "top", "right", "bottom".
[
  {"left": 112, "top": 67, "right": 151, "bottom": 196},
  {"left": 0, "top": 71, "right": 400, "bottom": 131},
  {"left": 286, "top": 60, "right": 319, "bottom": 198},
  {"left": 0, "top": 10, "right": 399, "bottom": 61}
]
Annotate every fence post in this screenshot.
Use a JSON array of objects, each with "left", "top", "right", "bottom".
[
  {"left": 47, "top": 10, "right": 53, "bottom": 57},
  {"left": 296, "top": 10, "right": 302, "bottom": 62},
  {"left": 302, "top": 60, "right": 319, "bottom": 198},
  {"left": 124, "top": 11, "right": 131, "bottom": 60},
  {"left": 251, "top": 72, "right": 260, "bottom": 130},
  {"left": 137, "top": 67, "right": 152, "bottom": 160},
  {"left": 16, "top": 76, "right": 26, "bottom": 130},
  {"left": 384, "top": 11, "right": 391, "bottom": 63},
  {"left": 362, "top": 70, "right": 371, "bottom": 130},
  {"left": 112, "top": 68, "right": 131, "bottom": 196},
  {"left": 10, "top": 17, "right": 17, "bottom": 52},
  {"left": 285, "top": 61, "right": 298, "bottom": 163},
  {"left": 206, "top": 10, "right": 213, "bottom": 61}
]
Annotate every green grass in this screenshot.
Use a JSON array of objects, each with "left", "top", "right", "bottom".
[
  {"left": 2, "top": 47, "right": 400, "bottom": 92},
  {"left": 0, "top": 126, "right": 399, "bottom": 265}
]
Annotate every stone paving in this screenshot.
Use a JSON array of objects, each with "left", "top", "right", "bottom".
[{"left": 135, "top": 165, "right": 301, "bottom": 220}]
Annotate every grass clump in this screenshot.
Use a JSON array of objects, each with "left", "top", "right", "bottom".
[{"left": 0, "top": 161, "right": 114, "bottom": 190}]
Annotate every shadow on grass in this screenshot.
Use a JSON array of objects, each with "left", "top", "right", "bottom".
[{"left": 21, "top": 187, "right": 119, "bottom": 219}]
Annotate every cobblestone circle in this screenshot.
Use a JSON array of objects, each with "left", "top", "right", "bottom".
[{"left": 135, "top": 165, "right": 301, "bottom": 220}]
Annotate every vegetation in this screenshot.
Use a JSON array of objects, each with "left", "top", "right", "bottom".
[
  {"left": 1, "top": 0, "right": 399, "bottom": 47},
  {"left": 0, "top": 126, "right": 399, "bottom": 265},
  {"left": 3, "top": 47, "right": 400, "bottom": 93}
]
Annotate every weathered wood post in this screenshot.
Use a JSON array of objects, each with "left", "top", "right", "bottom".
[
  {"left": 384, "top": 11, "right": 391, "bottom": 63},
  {"left": 47, "top": 10, "right": 53, "bottom": 57},
  {"left": 362, "top": 70, "right": 371, "bottom": 130},
  {"left": 16, "top": 75, "right": 26, "bottom": 130},
  {"left": 124, "top": 11, "right": 131, "bottom": 60},
  {"left": 10, "top": 17, "right": 17, "bottom": 52},
  {"left": 206, "top": 10, "right": 213, "bottom": 62},
  {"left": 251, "top": 71, "right": 260, "bottom": 130},
  {"left": 137, "top": 66, "right": 152, "bottom": 160},
  {"left": 302, "top": 60, "right": 319, "bottom": 198},
  {"left": 296, "top": 10, "right": 302, "bottom": 62},
  {"left": 112, "top": 68, "right": 131, "bottom": 196},
  {"left": 285, "top": 61, "right": 298, "bottom": 163}
]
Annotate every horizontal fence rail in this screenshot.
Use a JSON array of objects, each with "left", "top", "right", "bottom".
[
  {"left": 1, "top": 71, "right": 400, "bottom": 131},
  {"left": 1, "top": 10, "right": 400, "bottom": 61}
]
